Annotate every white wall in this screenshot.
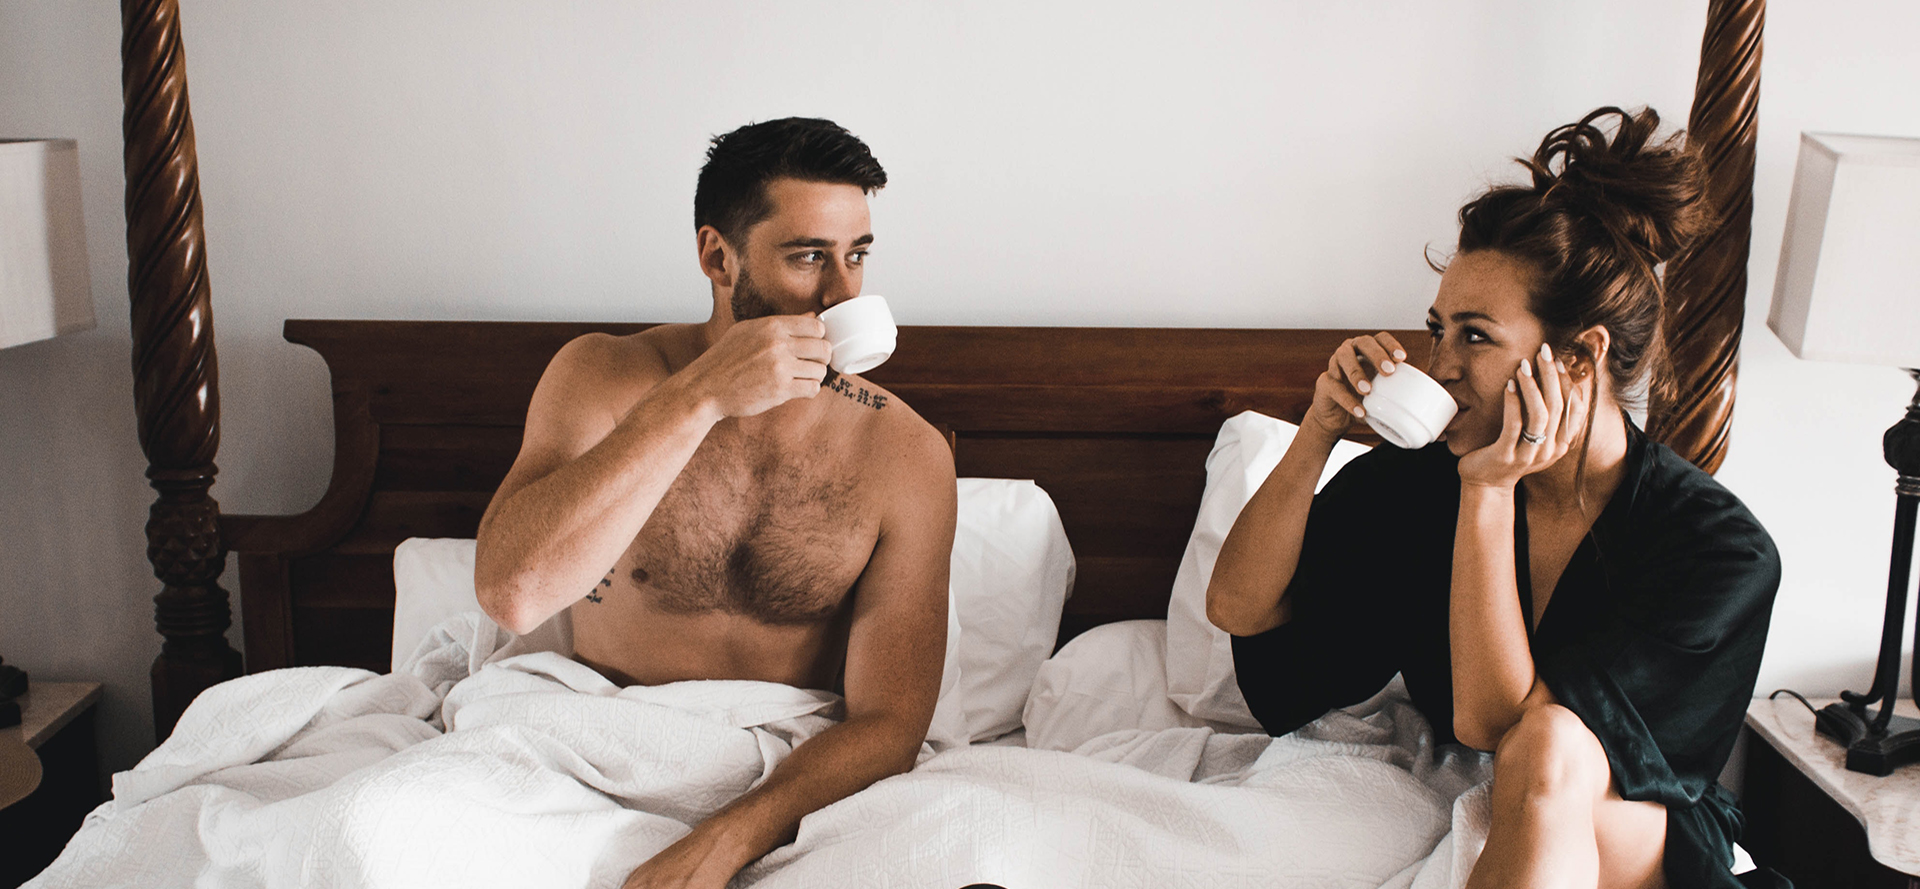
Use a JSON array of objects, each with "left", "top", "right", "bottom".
[{"left": 2, "top": 0, "right": 1916, "bottom": 775}]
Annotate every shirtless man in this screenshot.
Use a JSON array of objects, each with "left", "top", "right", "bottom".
[{"left": 473, "top": 118, "right": 956, "bottom": 889}]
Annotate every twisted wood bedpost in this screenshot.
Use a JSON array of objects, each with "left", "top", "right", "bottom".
[
  {"left": 122, "top": 0, "right": 242, "bottom": 740},
  {"left": 1652, "top": 0, "right": 1764, "bottom": 474}
]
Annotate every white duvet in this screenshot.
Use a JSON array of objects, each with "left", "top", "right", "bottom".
[{"left": 30, "top": 614, "right": 1498, "bottom": 889}]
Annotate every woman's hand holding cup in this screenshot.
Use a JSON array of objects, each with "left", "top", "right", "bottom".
[
  {"left": 1308, "top": 332, "right": 1409, "bottom": 439},
  {"left": 1457, "top": 342, "right": 1586, "bottom": 490}
]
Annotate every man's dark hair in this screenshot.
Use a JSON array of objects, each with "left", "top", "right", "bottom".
[{"left": 694, "top": 117, "right": 887, "bottom": 245}]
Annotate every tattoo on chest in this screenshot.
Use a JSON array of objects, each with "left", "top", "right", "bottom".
[
  {"left": 824, "top": 376, "right": 887, "bottom": 411},
  {"left": 585, "top": 570, "right": 611, "bottom": 603}
]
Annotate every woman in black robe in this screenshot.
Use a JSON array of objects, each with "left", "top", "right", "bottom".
[{"left": 1207, "top": 107, "right": 1781, "bottom": 889}]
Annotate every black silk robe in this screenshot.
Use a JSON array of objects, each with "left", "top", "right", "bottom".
[{"left": 1232, "top": 422, "right": 1782, "bottom": 888}]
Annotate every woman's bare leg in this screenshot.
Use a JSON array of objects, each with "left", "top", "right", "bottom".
[
  {"left": 1465, "top": 704, "right": 1667, "bottom": 889},
  {"left": 1594, "top": 786, "right": 1666, "bottom": 889}
]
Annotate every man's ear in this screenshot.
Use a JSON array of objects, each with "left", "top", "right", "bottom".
[{"left": 697, "top": 225, "right": 736, "bottom": 289}]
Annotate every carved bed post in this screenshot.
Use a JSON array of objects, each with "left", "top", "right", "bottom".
[
  {"left": 1651, "top": 0, "right": 1764, "bottom": 474},
  {"left": 121, "top": 0, "right": 242, "bottom": 739}
]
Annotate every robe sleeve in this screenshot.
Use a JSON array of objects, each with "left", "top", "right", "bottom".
[
  {"left": 1537, "top": 480, "right": 1781, "bottom": 809},
  {"left": 1232, "top": 447, "right": 1408, "bottom": 737}
]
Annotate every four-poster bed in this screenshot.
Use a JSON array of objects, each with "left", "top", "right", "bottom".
[
  {"left": 94, "top": 0, "right": 1772, "bottom": 884},
  {"left": 121, "top": 0, "right": 1765, "bottom": 738}
]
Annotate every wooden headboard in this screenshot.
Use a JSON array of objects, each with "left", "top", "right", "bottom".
[
  {"left": 116, "top": 0, "right": 1766, "bottom": 735},
  {"left": 223, "top": 321, "right": 1427, "bottom": 675}
]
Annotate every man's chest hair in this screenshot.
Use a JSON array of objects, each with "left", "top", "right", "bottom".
[{"left": 627, "top": 438, "right": 880, "bottom": 625}]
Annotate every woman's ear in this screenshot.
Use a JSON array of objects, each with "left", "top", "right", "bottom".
[{"left": 1569, "top": 325, "right": 1611, "bottom": 381}]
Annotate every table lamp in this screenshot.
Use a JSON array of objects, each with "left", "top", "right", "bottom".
[
  {"left": 1769, "top": 130, "right": 1920, "bottom": 776},
  {"left": 2, "top": 139, "right": 94, "bottom": 349},
  {"left": 0, "top": 137, "right": 95, "bottom": 803}
]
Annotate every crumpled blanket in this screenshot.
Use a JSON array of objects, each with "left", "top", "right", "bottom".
[
  {"left": 32, "top": 613, "right": 1500, "bottom": 889},
  {"left": 745, "top": 681, "right": 1495, "bottom": 889},
  {"left": 31, "top": 614, "right": 840, "bottom": 889}
]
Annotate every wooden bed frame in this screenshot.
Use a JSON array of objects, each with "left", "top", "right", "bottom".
[
  {"left": 116, "top": 0, "right": 1767, "bottom": 737},
  {"left": 221, "top": 322, "right": 1429, "bottom": 675}
]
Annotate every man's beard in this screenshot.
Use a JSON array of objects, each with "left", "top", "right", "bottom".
[
  {"left": 730, "top": 266, "right": 779, "bottom": 322},
  {"left": 730, "top": 266, "right": 838, "bottom": 385}
]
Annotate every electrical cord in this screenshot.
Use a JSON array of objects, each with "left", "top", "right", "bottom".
[{"left": 1768, "top": 688, "right": 1818, "bottom": 716}]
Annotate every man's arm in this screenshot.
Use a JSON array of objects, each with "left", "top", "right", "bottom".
[
  {"left": 476, "top": 317, "right": 831, "bottom": 634},
  {"left": 622, "top": 422, "right": 958, "bottom": 889}
]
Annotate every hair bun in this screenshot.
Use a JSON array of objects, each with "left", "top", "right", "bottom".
[{"left": 1524, "top": 107, "right": 1711, "bottom": 265}]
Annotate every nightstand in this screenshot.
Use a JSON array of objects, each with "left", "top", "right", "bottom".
[
  {"left": 1741, "top": 696, "right": 1920, "bottom": 889},
  {"left": 0, "top": 682, "right": 104, "bottom": 889}
]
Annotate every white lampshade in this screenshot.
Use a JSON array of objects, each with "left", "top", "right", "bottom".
[
  {"left": 1769, "top": 132, "right": 1920, "bottom": 369},
  {"left": 0, "top": 139, "right": 94, "bottom": 350}
]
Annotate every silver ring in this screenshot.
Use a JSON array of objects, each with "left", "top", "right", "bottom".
[{"left": 1520, "top": 430, "right": 1546, "bottom": 445}]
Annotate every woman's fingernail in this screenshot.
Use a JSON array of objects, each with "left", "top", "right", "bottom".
[
  {"left": 1358, "top": 381, "right": 1371, "bottom": 394},
  {"left": 1353, "top": 406, "right": 1366, "bottom": 418},
  {"left": 1394, "top": 350, "right": 1407, "bottom": 361},
  {"left": 1381, "top": 360, "right": 1396, "bottom": 374},
  {"left": 1520, "top": 358, "right": 1532, "bottom": 377},
  {"left": 1507, "top": 380, "right": 1516, "bottom": 392},
  {"left": 1556, "top": 359, "right": 1567, "bottom": 373}
]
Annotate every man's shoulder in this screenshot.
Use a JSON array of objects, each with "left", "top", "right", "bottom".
[
  {"left": 523, "top": 327, "right": 697, "bottom": 436},
  {"left": 826, "top": 376, "right": 956, "bottom": 536},
  {"left": 539, "top": 325, "right": 701, "bottom": 409},
  {"left": 551, "top": 325, "right": 690, "bottom": 380},
  {"left": 825, "top": 374, "right": 953, "bottom": 477}
]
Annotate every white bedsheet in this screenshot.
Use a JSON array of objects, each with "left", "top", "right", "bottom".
[
  {"left": 747, "top": 699, "right": 1496, "bottom": 889},
  {"left": 31, "top": 613, "right": 1503, "bottom": 889},
  {"left": 32, "top": 614, "right": 841, "bottom": 889}
]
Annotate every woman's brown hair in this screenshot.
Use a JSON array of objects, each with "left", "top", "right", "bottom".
[
  {"left": 1449, "top": 105, "right": 1712, "bottom": 411},
  {"left": 1442, "top": 106, "right": 1712, "bottom": 499}
]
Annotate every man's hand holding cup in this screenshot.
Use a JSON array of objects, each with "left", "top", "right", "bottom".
[{"left": 679, "top": 314, "right": 832, "bottom": 420}]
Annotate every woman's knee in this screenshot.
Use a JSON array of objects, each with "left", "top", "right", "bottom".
[{"left": 1492, "top": 704, "right": 1610, "bottom": 803}]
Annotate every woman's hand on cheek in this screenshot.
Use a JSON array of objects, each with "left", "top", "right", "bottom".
[{"left": 1457, "top": 343, "right": 1584, "bottom": 490}]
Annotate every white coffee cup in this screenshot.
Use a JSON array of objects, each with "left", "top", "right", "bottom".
[
  {"left": 818, "top": 295, "right": 897, "bottom": 374},
  {"left": 1362, "top": 364, "right": 1458, "bottom": 449}
]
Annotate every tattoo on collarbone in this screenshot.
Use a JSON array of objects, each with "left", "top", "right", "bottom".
[
  {"left": 824, "top": 376, "right": 887, "bottom": 411},
  {"left": 585, "top": 569, "right": 612, "bottom": 604}
]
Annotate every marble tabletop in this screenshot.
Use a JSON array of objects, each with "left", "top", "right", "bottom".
[
  {"left": 1, "top": 681, "right": 102, "bottom": 750},
  {"left": 1746, "top": 696, "right": 1920, "bottom": 877}
]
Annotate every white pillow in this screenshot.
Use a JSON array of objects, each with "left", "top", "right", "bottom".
[
  {"left": 950, "top": 478, "right": 1076, "bottom": 742},
  {"left": 923, "top": 583, "right": 969, "bottom": 751},
  {"left": 392, "top": 538, "right": 574, "bottom": 674},
  {"left": 1164, "top": 411, "right": 1371, "bottom": 728},
  {"left": 389, "top": 477, "right": 1073, "bottom": 748},
  {"left": 392, "top": 537, "right": 484, "bottom": 670},
  {"left": 1023, "top": 619, "right": 1212, "bottom": 752}
]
